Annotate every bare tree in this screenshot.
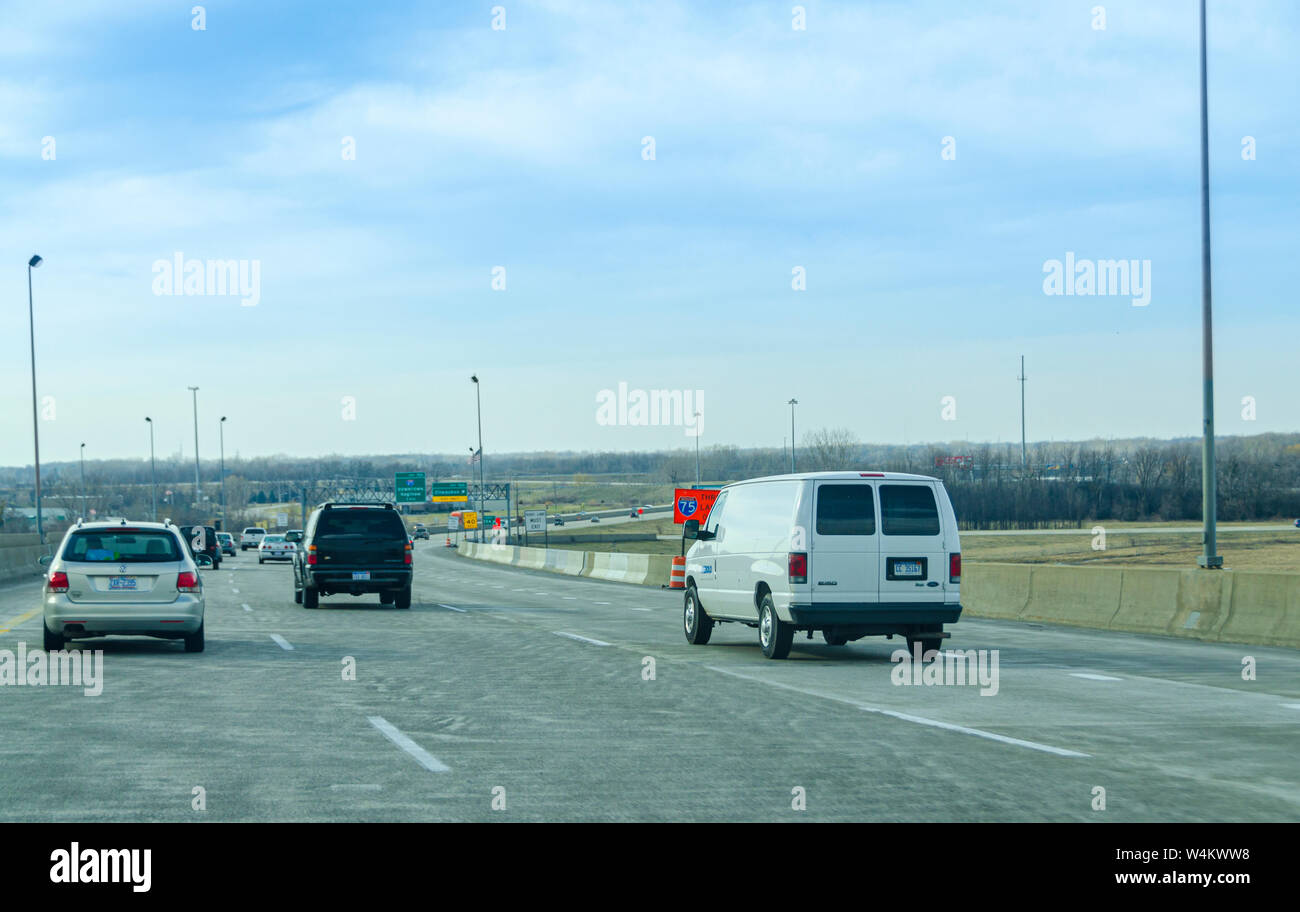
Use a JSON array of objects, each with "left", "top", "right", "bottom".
[{"left": 804, "top": 428, "right": 861, "bottom": 471}]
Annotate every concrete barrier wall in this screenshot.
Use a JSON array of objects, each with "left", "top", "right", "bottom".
[
  {"left": 964, "top": 562, "right": 1300, "bottom": 649},
  {"left": 456, "top": 541, "right": 673, "bottom": 586},
  {"left": 0, "top": 534, "right": 53, "bottom": 585}
]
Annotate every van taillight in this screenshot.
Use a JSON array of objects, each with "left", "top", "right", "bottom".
[
  {"left": 788, "top": 552, "right": 807, "bottom": 584},
  {"left": 47, "top": 571, "right": 69, "bottom": 593},
  {"left": 949, "top": 553, "right": 961, "bottom": 584},
  {"left": 177, "top": 571, "right": 200, "bottom": 593}
]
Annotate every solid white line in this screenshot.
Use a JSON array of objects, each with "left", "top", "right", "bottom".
[
  {"left": 437, "top": 603, "right": 467, "bottom": 613},
  {"left": 367, "top": 715, "right": 450, "bottom": 773},
  {"left": 706, "top": 666, "right": 1090, "bottom": 759},
  {"left": 270, "top": 634, "right": 294, "bottom": 651},
  {"left": 1070, "top": 672, "right": 1122, "bottom": 682},
  {"left": 554, "top": 631, "right": 612, "bottom": 647}
]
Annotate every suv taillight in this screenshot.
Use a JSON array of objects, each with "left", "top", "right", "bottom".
[
  {"left": 47, "top": 571, "right": 69, "bottom": 593},
  {"left": 788, "top": 552, "right": 807, "bottom": 584},
  {"left": 177, "top": 570, "right": 200, "bottom": 593},
  {"left": 949, "top": 553, "right": 961, "bottom": 584},
  {"left": 307, "top": 545, "right": 317, "bottom": 565}
]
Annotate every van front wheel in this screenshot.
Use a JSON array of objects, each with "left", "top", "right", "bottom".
[
  {"left": 758, "top": 595, "right": 793, "bottom": 659},
  {"left": 683, "top": 586, "right": 713, "bottom": 645}
]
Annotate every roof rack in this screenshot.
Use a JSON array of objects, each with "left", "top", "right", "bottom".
[{"left": 321, "top": 502, "right": 394, "bottom": 510}]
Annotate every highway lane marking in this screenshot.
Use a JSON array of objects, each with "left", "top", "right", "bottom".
[
  {"left": 367, "top": 716, "right": 450, "bottom": 773},
  {"left": 562, "top": 596, "right": 578, "bottom": 600},
  {"left": 1069, "top": 673, "right": 1123, "bottom": 682},
  {"left": 512, "top": 588, "right": 529, "bottom": 592},
  {"left": 242, "top": 604, "right": 252, "bottom": 612},
  {"left": 1282, "top": 704, "right": 1300, "bottom": 711},
  {"left": 629, "top": 607, "right": 651, "bottom": 612},
  {"left": 232, "top": 589, "right": 240, "bottom": 594},
  {"left": 554, "top": 632, "right": 612, "bottom": 647},
  {"left": 706, "top": 666, "right": 1091, "bottom": 759},
  {"left": 592, "top": 601, "right": 611, "bottom": 605},
  {"left": 329, "top": 784, "right": 382, "bottom": 791},
  {"left": 0, "top": 608, "right": 41, "bottom": 633},
  {"left": 270, "top": 634, "right": 294, "bottom": 651},
  {"left": 437, "top": 604, "right": 467, "bottom": 612}
]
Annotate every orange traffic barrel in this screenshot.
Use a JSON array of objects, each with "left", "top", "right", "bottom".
[{"left": 668, "top": 556, "right": 686, "bottom": 589}]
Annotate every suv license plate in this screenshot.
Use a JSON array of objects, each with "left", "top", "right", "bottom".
[
  {"left": 109, "top": 577, "right": 138, "bottom": 590},
  {"left": 352, "top": 571, "right": 371, "bottom": 581},
  {"left": 892, "top": 560, "right": 923, "bottom": 578}
]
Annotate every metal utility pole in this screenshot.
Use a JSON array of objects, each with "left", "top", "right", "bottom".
[
  {"left": 145, "top": 417, "right": 157, "bottom": 520},
  {"left": 188, "top": 387, "right": 201, "bottom": 509},
  {"left": 787, "top": 398, "right": 798, "bottom": 473},
  {"left": 1197, "top": 0, "right": 1222, "bottom": 568},
  {"left": 1018, "top": 356, "right": 1027, "bottom": 468},
  {"left": 694, "top": 411, "right": 702, "bottom": 484},
  {"left": 472, "top": 374, "right": 484, "bottom": 543},
  {"left": 26, "top": 255, "right": 44, "bottom": 543},
  {"left": 219, "top": 416, "right": 228, "bottom": 529},
  {"left": 80, "top": 443, "right": 86, "bottom": 519}
]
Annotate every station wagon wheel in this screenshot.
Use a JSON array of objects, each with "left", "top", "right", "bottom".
[
  {"left": 683, "top": 585, "right": 712, "bottom": 645},
  {"left": 758, "top": 594, "right": 793, "bottom": 660},
  {"left": 43, "top": 624, "right": 63, "bottom": 652}
]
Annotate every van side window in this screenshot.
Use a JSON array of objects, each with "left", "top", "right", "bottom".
[
  {"left": 704, "top": 492, "right": 728, "bottom": 535},
  {"left": 816, "top": 485, "right": 876, "bottom": 535},
  {"left": 880, "top": 485, "right": 940, "bottom": 536}
]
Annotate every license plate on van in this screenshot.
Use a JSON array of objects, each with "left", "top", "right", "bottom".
[{"left": 890, "top": 560, "right": 924, "bottom": 579}]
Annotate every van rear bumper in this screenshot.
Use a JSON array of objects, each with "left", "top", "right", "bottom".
[{"left": 788, "top": 602, "right": 961, "bottom": 628}]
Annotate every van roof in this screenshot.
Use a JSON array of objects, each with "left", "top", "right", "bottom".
[{"left": 723, "top": 471, "right": 939, "bottom": 487}]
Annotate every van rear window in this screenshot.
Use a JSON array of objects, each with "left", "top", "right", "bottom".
[
  {"left": 880, "top": 485, "right": 940, "bottom": 536},
  {"left": 816, "top": 485, "right": 876, "bottom": 535}
]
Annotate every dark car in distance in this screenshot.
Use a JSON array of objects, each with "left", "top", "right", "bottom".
[{"left": 178, "top": 524, "right": 221, "bottom": 569}]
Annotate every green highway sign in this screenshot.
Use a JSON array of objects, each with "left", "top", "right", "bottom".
[
  {"left": 394, "top": 472, "right": 426, "bottom": 503},
  {"left": 429, "top": 482, "right": 469, "bottom": 503}
]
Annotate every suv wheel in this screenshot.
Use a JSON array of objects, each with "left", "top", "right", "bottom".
[
  {"left": 380, "top": 591, "right": 395, "bottom": 605},
  {"left": 683, "top": 586, "right": 713, "bottom": 645},
  {"left": 758, "top": 594, "right": 793, "bottom": 660},
  {"left": 184, "top": 623, "right": 205, "bottom": 653},
  {"left": 43, "top": 624, "right": 63, "bottom": 652},
  {"left": 394, "top": 586, "right": 412, "bottom": 610},
  {"left": 303, "top": 587, "right": 319, "bottom": 610}
]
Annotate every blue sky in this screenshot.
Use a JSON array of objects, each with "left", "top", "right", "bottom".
[{"left": 1, "top": 0, "right": 1297, "bottom": 467}]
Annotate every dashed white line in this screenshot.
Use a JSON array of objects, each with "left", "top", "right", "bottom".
[
  {"left": 270, "top": 634, "right": 294, "bottom": 651},
  {"left": 367, "top": 715, "right": 450, "bottom": 773},
  {"left": 437, "top": 603, "right": 467, "bottom": 613},
  {"left": 232, "top": 589, "right": 240, "bottom": 594},
  {"left": 706, "top": 666, "right": 1090, "bottom": 758},
  {"left": 242, "top": 604, "right": 252, "bottom": 612},
  {"left": 554, "top": 632, "right": 612, "bottom": 647},
  {"left": 1069, "top": 673, "right": 1122, "bottom": 682},
  {"left": 592, "top": 601, "right": 611, "bottom": 605}
]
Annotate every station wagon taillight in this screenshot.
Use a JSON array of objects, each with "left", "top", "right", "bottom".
[
  {"left": 949, "top": 553, "right": 961, "bottom": 584},
  {"left": 788, "top": 552, "right": 807, "bottom": 584},
  {"left": 177, "top": 571, "right": 201, "bottom": 593},
  {"left": 47, "top": 571, "right": 69, "bottom": 593}
]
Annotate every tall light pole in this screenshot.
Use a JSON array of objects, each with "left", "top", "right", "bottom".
[
  {"left": 471, "top": 374, "right": 484, "bottom": 543},
  {"left": 80, "top": 442, "right": 87, "bottom": 520},
  {"left": 219, "top": 416, "right": 228, "bottom": 529},
  {"left": 145, "top": 417, "right": 157, "bottom": 521},
  {"left": 187, "top": 386, "right": 201, "bottom": 511},
  {"left": 694, "top": 411, "right": 702, "bottom": 484},
  {"left": 787, "top": 398, "right": 798, "bottom": 473},
  {"left": 1196, "top": 0, "right": 1222, "bottom": 569},
  {"left": 26, "top": 254, "right": 44, "bottom": 542},
  {"left": 1018, "top": 356, "right": 1027, "bottom": 468}
]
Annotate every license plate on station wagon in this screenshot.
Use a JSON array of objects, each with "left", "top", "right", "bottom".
[
  {"left": 891, "top": 560, "right": 924, "bottom": 579},
  {"left": 351, "top": 571, "right": 370, "bottom": 581},
  {"left": 109, "top": 577, "right": 138, "bottom": 590}
]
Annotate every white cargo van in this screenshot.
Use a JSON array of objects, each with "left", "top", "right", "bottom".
[{"left": 681, "top": 472, "right": 961, "bottom": 659}]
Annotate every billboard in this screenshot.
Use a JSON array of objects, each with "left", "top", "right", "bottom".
[{"left": 672, "top": 487, "right": 721, "bottom": 524}]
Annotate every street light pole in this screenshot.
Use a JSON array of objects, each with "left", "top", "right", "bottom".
[
  {"left": 694, "top": 411, "right": 702, "bottom": 484},
  {"left": 80, "top": 442, "right": 86, "bottom": 520},
  {"left": 1197, "top": 0, "right": 1222, "bottom": 570},
  {"left": 145, "top": 417, "right": 157, "bottom": 521},
  {"left": 219, "top": 416, "right": 228, "bottom": 529},
  {"left": 472, "top": 374, "right": 484, "bottom": 543},
  {"left": 1018, "top": 356, "right": 1027, "bottom": 468},
  {"left": 787, "top": 398, "right": 798, "bottom": 473},
  {"left": 188, "top": 386, "right": 201, "bottom": 511},
  {"left": 26, "top": 254, "right": 44, "bottom": 543}
]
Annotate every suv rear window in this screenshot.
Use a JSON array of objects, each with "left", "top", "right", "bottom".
[
  {"left": 315, "top": 508, "right": 407, "bottom": 539},
  {"left": 816, "top": 484, "right": 876, "bottom": 535},
  {"left": 880, "top": 485, "right": 941, "bottom": 536},
  {"left": 63, "top": 530, "right": 183, "bottom": 563}
]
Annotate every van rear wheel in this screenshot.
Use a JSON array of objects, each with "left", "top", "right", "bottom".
[
  {"left": 907, "top": 636, "right": 943, "bottom": 659},
  {"left": 759, "top": 595, "right": 793, "bottom": 659},
  {"left": 822, "top": 630, "right": 848, "bottom": 646},
  {"left": 683, "top": 586, "right": 712, "bottom": 645}
]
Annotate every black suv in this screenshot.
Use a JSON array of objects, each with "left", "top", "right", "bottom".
[
  {"left": 178, "top": 524, "right": 221, "bottom": 569},
  {"left": 293, "top": 502, "right": 412, "bottom": 609}
]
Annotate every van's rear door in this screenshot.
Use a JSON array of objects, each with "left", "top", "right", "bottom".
[
  {"left": 877, "top": 482, "right": 948, "bottom": 604},
  {"left": 810, "top": 481, "right": 878, "bottom": 607}
]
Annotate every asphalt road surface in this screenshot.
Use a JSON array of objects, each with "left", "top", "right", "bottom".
[{"left": 0, "top": 546, "right": 1296, "bottom": 822}]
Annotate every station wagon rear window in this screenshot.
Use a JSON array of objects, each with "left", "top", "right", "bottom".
[
  {"left": 62, "top": 530, "right": 183, "bottom": 563},
  {"left": 816, "top": 484, "right": 876, "bottom": 535},
  {"left": 880, "top": 485, "right": 941, "bottom": 536}
]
